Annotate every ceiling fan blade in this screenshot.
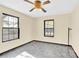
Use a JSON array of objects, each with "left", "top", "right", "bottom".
[
  {"left": 41, "top": 8, "right": 47, "bottom": 13},
  {"left": 24, "top": 0, "right": 34, "bottom": 4},
  {"left": 29, "top": 8, "right": 35, "bottom": 12},
  {"left": 43, "top": 0, "right": 51, "bottom": 5}
]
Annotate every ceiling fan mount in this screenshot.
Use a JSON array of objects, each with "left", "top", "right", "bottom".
[{"left": 24, "top": 0, "right": 51, "bottom": 13}]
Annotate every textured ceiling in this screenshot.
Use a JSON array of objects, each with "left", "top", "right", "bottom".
[{"left": 0, "top": 0, "right": 79, "bottom": 18}]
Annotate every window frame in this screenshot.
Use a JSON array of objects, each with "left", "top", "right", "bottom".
[
  {"left": 44, "top": 19, "right": 54, "bottom": 37},
  {"left": 2, "top": 13, "right": 20, "bottom": 42}
]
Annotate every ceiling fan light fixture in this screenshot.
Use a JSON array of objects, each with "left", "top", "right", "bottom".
[
  {"left": 35, "top": 0, "right": 42, "bottom": 9},
  {"left": 25, "top": 0, "right": 51, "bottom": 12}
]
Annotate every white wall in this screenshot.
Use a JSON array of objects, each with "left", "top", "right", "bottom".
[
  {"left": 0, "top": 5, "right": 33, "bottom": 53},
  {"left": 71, "top": 5, "right": 79, "bottom": 56},
  {"left": 32, "top": 14, "right": 72, "bottom": 45}
]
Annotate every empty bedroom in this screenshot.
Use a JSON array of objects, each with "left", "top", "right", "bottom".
[{"left": 0, "top": 0, "right": 79, "bottom": 58}]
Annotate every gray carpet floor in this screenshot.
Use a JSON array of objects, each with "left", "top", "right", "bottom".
[{"left": 0, "top": 41, "right": 77, "bottom": 58}]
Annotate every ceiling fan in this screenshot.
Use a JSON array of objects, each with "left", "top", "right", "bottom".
[{"left": 24, "top": 0, "right": 51, "bottom": 13}]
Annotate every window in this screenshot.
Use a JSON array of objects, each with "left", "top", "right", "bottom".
[
  {"left": 2, "top": 13, "right": 20, "bottom": 42},
  {"left": 44, "top": 19, "right": 54, "bottom": 37}
]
